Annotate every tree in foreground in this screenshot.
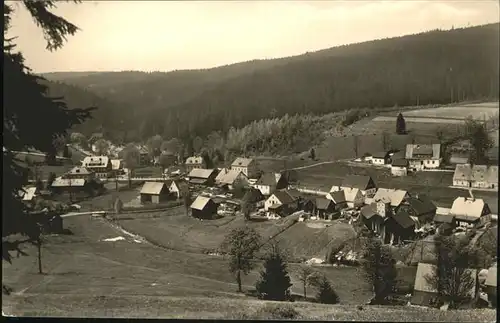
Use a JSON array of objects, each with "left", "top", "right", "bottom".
[
  {"left": 256, "top": 243, "right": 292, "bottom": 301},
  {"left": 361, "top": 238, "right": 397, "bottom": 305},
  {"left": 396, "top": 112, "right": 406, "bottom": 135},
  {"left": 3, "top": 1, "right": 94, "bottom": 267},
  {"left": 297, "top": 266, "right": 319, "bottom": 300},
  {"left": 426, "top": 234, "right": 479, "bottom": 309},
  {"left": 220, "top": 227, "right": 261, "bottom": 293},
  {"left": 315, "top": 275, "right": 340, "bottom": 304}
]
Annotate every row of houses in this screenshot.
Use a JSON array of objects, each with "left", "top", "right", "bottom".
[{"left": 453, "top": 164, "right": 498, "bottom": 190}]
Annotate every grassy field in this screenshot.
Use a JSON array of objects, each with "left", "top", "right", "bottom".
[{"left": 294, "top": 162, "right": 498, "bottom": 213}]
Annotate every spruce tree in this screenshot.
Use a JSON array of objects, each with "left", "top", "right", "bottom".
[
  {"left": 396, "top": 112, "right": 406, "bottom": 135},
  {"left": 316, "top": 275, "right": 340, "bottom": 304},
  {"left": 255, "top": 244, "right": 292, "bottom": 301}
]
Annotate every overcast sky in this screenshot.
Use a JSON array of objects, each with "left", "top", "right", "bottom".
[{"left": 6, "top": 0, "right": 499, "bottom": 73}]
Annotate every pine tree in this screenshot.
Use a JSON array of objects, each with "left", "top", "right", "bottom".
[
  {"left": 316, "top": 275, "right": 340, "bottom": 304},
  {"left": 256, "top": 244, "right": 292, "bottom": 301}
]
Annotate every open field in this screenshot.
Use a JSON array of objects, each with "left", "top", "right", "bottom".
[{"left": 295, "top": 162, "right": 498, "bottom": 213}]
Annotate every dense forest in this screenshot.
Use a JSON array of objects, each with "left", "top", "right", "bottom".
[{"left": 43, "top": 23, "right": 499, "bottom": 143}]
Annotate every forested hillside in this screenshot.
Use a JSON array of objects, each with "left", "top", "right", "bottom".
[{"left": 44, "top": 23, "right": 499, "bottom": 142}]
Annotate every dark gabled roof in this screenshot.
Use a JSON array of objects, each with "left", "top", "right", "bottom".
[
  {"left": 329, "top": 190, "right": 346, "bottom": 204},
  {"left": 392, "top": 211, "right": 416, "bottom": 229},
  {"left": 272, "top": 190, "right": 296, "bottom": 205},
  {"left": 433, "top": 214, "right": 455, "bottom": 224},
  {"left": 406, "top": 194, "right": 436, "bottom": 216},
  {"left": 361, "top": 204, "right": 378, "bottom": 219},
  {"left": 256, "top": 173, "right": 277, "bottom": 186},
  {"left": 391, "top": 158, "right": 408, "bottom": 167},
  {"left": 372, "top": 151, "right": 389, "bottom": 159},
  {"left": 315, "top": 198, "right": 332, "bottom": 210},
  {"left": 286, "top": 189, "right": 302, "bottom": 200},
  {"left": 243, "top": 188, "right": 265, "bottom": 202},
  {"left": 342, "top": 175, "right": 375, "bottom": 190}
]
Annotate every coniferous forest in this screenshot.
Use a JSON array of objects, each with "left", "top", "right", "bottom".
[{"left": 42, "top": 23, "right": 499, "bottom": 144}]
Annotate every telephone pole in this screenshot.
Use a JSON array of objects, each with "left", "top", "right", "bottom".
[{"left": 353, "top": 135, "right": 359, "bottom": 158}]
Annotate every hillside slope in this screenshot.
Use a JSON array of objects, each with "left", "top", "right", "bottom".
[{"left": 44, "top": 24, "right": 499, "bottom": 141}]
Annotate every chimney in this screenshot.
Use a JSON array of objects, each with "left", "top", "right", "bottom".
[{"left": 468, "top": 189, "right": 475, "bottom": 201}]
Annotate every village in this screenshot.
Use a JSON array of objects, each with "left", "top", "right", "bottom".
[{"left": 16, "top": 136, "right": 498, "bottom": 309}]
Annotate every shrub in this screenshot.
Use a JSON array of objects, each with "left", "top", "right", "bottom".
[{"left": 255, "top": 304, "right": 300, "bottom": 320}]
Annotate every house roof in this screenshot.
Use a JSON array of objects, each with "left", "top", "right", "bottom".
[
  {"left": 406, "top": 194, "right": 436, "bottom": 216},
  {"left": 405, "top": 144, "right": 441, "bottom": 160},
  {"left": 19, "top": 186, "right": 37, "bottom": 201},
  {"left": 215, "top": 168, "right": 230, "bottom": 182},
  {"left": 217, "top": 169, "right": 247, "bottom": 185},
  {"left": 486, "top": 165, "right": 498, "bottom": 184},
  {"left": 286, "top": 189, "right": 302, "bottom": 200},
  {"left": 271, "top": 190, "right": 297, "bottom": 205},
  {"left": 231, "top": 157, "right": 254, "bottom": 167},
  {"left": 472, "top": 165, "right": 488, "bottom": 182},
  {"left": 343, "top": 187, "right": 361, "bottom": 203},
  {"left": 391, "top": 159, "right": 408, "bottom": 167},
  {"left": 450, "top": 197, "right": 490, "bottom": 219},
  {"left": 190, "top": 196, "right": 213, "bottom": 210},
  {"left": 140, "top": 182, "right": 166, "bottom": 195},
  {"left": 414, "top": 262, "right": 476, "bottom": 295},
  {"left": 82, "top": 156, "right": 109, "bottom": 168},
  {"left": 315, "top": 198, "right": 332, "bottom": 210},
  {"left": 361, "top": 203, "right": 378, "bottom": 219},
  {"left": 392, "top": 211, "right": 416, "bottom": 229},
  {"left": 485, "top": 265, "right": 497, "bottom": 287},
  {"left": 453, "top": 164, "right": 472, "bottom": 181},
  {"left": 188, "top": 168, "right": 216, "bottom": 179},
  {"left": 341, "top": 175, "right": 375, "bottom": 190},
  {"left": 110, "top": 159, "right": 122, "bottom": 170},
  {"left": 185, "top": 156, "right": 203, "bottom": 165},
  {"left": 170, "top": 180, "right": 189, "bottom": 193},
  {"left": 67, "top": 166, "right": 93, "bottom": 176},
  {"left": 373, "top": 188, "right": 408, "bottom": 207},
  {"left": 329, "top": 179, "right": 344, "bottom": 191},
  {"left": 328, "top": 190, "right": 346, "bottom": 204},
  {"left": 391, "top": 151, "right": 406, "bottom": 160},
  {"left": 372, "top": 151, "right": 389, "bottom": 159},
  {"left": 433, "top": 214, "right": 455, "bottom": 223},
  {"left": 256, "top": 172, "right": 278, "bottom": 186},
  {"left": 51, "top": 178, "right": 86, "bottom": 187},
  {"left": 243, "top": 188, "right": 265, "bottom": 202}
]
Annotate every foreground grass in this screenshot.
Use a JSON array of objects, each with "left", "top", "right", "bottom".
[{"left": 4, "top": 293, "right": 495, "bottom": 321}]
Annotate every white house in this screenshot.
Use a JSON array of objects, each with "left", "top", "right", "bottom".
[
  {"left": 343, "top": 187, "right": 364, "bottom": 209},
  {"left": 449, "top": 195, "right": 492, "bottom": 228},
  {"left": 81, "top": 156, "right": 112, "bottom": 179},
  {"left": 185, "top": 156, "right": 204, "bottom": 172},
  {"left": 169, "top": 180, "right": 189, "bottom": 199},
  {"left": 372, "top": 151, "right": 390, "bottom": 165},
  {"left": 264, "top": 190, "right": 299, "bottom": 218},
  {"left": 372, "top": 188, "right": 409, "bottom": 209},
  {"left": 453, "top": 164, "right": 498, "bottom": 190},
  {"left": 254, "top": 172, "right": 288, "bottom": 196},
  {"left": 215, "top": 169, "right": 249, "bottom": 190},
  {"left": 391, "top": 158, "right": 408, "bottom": 176},
  {"left": 231, "top": 157, "right": 259, "bottom": 179},
  {"left": 405, "top": 144, "right": 441, "bottom": 171}
]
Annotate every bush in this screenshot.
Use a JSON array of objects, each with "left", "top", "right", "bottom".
[{"left": 254, "top": 304, "right": 300, "bottom": 320}]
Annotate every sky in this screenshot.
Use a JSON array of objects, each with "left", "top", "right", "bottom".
[{"left": 6, "top": 0, "right": 500, "bottom": 73}]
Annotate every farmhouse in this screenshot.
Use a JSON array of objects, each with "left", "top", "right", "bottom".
[
  {"left": 110, "top": 159, "right": 123, "bottom": 171},
  {"left": 372, "top": 188, "right": 409, "bottom": 210},
  {"left": 169, "top": 180, "right": 189, "bottom": 199},
  {"left": 254, "top": 172, "right": 288, "bottom": 196},
  {"left": 399, "top": 194, "right": 437, "bottom": 223},
  {"left": 372, "top": 151, "right": 390, "bottom": 165},
  {"left": 341, "top": 175, "right": 377, "bottom": 197},
  {"left": 384, "top": 210, "right": 417, "bottom": 244},
  {"left": 391, "top": 158, "right": 409, "bottom": 176},
  {"left": 62, "top": 166, "right": 95, "bottom": 181},
  {"left": 405, "top": 144, "right": 441, "bottom": 171},
  {"left": 264, "top": 189, "right": 299, "bottom": 217},
  {"left": 449, "top": 196, "right": 492, "bottom": 228},
  {"left": 215, "top": 169, "right": 249, "bottom": 190},
  {"left": 343, "top": 187, "right": 364, "bottom": 209},
  {"left": 411, "top": 262, "right": 477, "bottom": 308},
  {"left": 187, "top": 168, "right": 218, "bottom": 186},
  {"left": 140, "top": 181, "right": 171, "bottom": 204},
  {"left": 81, "top": 156, "right": 112, "bottom": 178},
  {"left": 360, "top": 203, "right": 386, "bottom": 236},
  {"left": 231, "top": 157, "right": 259, "bottom": 179},
  {"left": 312, "top": 198, "right": 337, "bottom": 219},
  {"left": 471, "top": 165, "right": 497, "bottom": 189},
  {"left": 50, "top": 178, "right": 103, "bottom": 196},
  {"left": 453, "top": 164, "right": 473, "bottom": 188},
  {"left": 190, "top": 196, "right": 218, "bottom": 219},
  {"left": 185, "top": 156, "right": 204, "bottom": 172},
  {"left": 325, "top": 190, "right": 348, "bottom": 210}
]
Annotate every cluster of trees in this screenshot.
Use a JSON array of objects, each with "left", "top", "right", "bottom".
[{"left": 43, "top": 24, "right": 498, "bottom": 143}]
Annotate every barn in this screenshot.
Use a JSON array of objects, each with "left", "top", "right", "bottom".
[
  {"left": 190, "top": 196, "right": 218, "bottom": 219},
  {"left": 140, "top": 181, "right": 171, "bottom": 204}
]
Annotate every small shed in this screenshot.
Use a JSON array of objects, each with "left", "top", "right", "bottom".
[
  {"left": 190, "top": 196, "right": 218, "bottom": 219},
  {"left": 384, "top": 211, "right": 416, "bottom": 245},
  {"left": 314, "top": 198, "right": 335, "bottom": 219},
  {"left": 391, "top": 158, "right": 409, "bottom": 176},
  {"left": 372, "top": 151, "right": 390, "bottom": 165},
  {"left": 140, "top": 182, "right": 170, "bottom": 204}
]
